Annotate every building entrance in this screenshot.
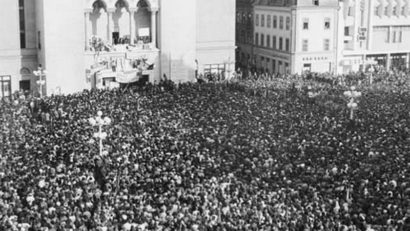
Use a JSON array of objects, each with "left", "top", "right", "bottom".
[
  {"left": 19, "top": 80, "right": 30, "bottom": 92},
  {"left": 0, "top": 75, "right": 11, "bottom": 99}
]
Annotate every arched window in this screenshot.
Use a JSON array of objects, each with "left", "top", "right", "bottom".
[
  {"left": 137, "top": 0, "right": 149, "bottom": 8},
  {"left": 20, "top": 67, "right": 31, "bottom": 75},
  {"left": 115, "top": 0, "right": 129, "bottom": 10},
  {"left": 92, "top": 0, "right": 107, "bottom": 13}
]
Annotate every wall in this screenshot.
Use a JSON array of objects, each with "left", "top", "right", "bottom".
[
  {"left": 196, "top": 0, "right": 236, "bottom": 75},
  {"left": 40, "top": 0, "right": 87, "bottom": 95},
  {"left": 0, "top": 0, "right": 22, "bottom": 94},
  {"left": 160, "top": 0, "right": 197, "bottom": 82},
  {"left": 370, "top": 26, "right": 410, "bottom": 53},
  {"left": 254, "top": 6, "right": 292, "bottom": 73},
  {"left": 296, "top": 9, "right": 335, "bottom": 53},
  {"left": 293, "top": 7, "right": 338, "bottom": 74}
]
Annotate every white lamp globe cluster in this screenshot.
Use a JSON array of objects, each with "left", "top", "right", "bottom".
[
  {"left": 89, "top": 111, "right": 112, "bottom": 156},
  {"left": 343, "top": 86, "right": 362, "bottom": 120}
]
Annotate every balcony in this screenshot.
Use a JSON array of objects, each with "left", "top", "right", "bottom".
[{"left": 85, "top": 36, "right": 159, "bottom": 88}]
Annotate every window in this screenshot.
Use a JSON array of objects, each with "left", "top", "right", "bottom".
[
  {"left": 261, "top": 14, "right": 265, "bottom": 27},
  {"left": 392, "top": 31, "right": 397, "bottom": 43},
  {"left": 348, "top": 7, "right": 354, "bottom": 16},
  {"left": 402, "top": 6, "right": 406, "bottom": 16},
  {"left": 19, "top": 0, "right": 26, "bottom": 49},
  {"left": 313, "top": 0, "right": 319, "bottom": 6},
  {"left": 384, "top": 7, "right": 388, "bottom": 16},
  {"left": 204, "top": 64, "right": 226, "bottom": 76},
  {"left": 393, "top": 7, "right": 397, "bottom": 16},
  {"left": 302, "top": 39, "right": 308, "bottom": 51},
  {"left": 261, "top": 34, "right": 265, "bottom": 47},
  {"left": 392, "top": 30, "right": 402, "bottom": 43},
  {"left": 267, "top": 35, "right": 271, "bottom": 47},
  {"left": 255, "top": 33, "right": 259, "bottom": 46},
  {"left": 256, "top": 14, "right": 259, "bottom": 26},
  {"left": 279, "top": 37, "right": 283, "bottom": 50},
  {"left": 324, "top": 39, "right": 330, "bottom": 51},
  {"left": 273, "top": 15, "right": 277, "bottom": 28},
  {"left": 38, "top": 31, "right": 41, "bottom": 50},
  {"left": 272, "top": 59, "right": 276, "bottom": 73},
  {"left": 385, "top": 29, "right": 390, "bottom": 43},
  {"left": 278, "top": 61, "right": 283, "bottom": 73},
  {"left": 286, "top": 17, "right": 290, "bottom": 30},
  {"left": 267, "top": 15, "right": 271, "bottom": 28},
  {"left": 399, "top": 30, "right": 403, "bottom": 43},
  {"left": 279, "top": 16, "right": 284, "bottom": 30},
  {"left": 273, "top": 36, "right": 277, "bottom": 49},
  {"left": 285, "top": 38, "right": 290, "bottom": 52},
  {"left": 344, "top": 27, "right": 350, "bottom": 36},
  {"left": 324, "top": 18, "right": 330, "bottom": 30},
  {"left": 374, "top": 6, "right": 379, "bottom": 16},
  {"left": 303, "top": 18, "right": 309, "bottom": 30},
  {"left": 303, "top": 63, "right": 312, "bottom": 72}
]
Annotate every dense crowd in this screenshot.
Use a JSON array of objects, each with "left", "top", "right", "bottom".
[{"left": 2, "top": 74, "right": 410, "bottom": 230}]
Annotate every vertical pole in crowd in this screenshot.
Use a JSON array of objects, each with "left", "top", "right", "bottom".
[
  {"left": 344, "top": 87, "right": 361, "bottom": 121},
  {"left": 33, "top": 65, "right": 47, "bottom": 98},
  {"left": 99, "top": 123, "right": 103, "bottom": 156},
  {"left": 89, "top": 111, "right": 111, "bottom": 156}
]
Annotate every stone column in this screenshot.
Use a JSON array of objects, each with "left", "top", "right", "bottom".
[
  {"left": 367, "top": 0, "right": 374, "bottom": 51},
  {"left": 85, "top": 11, "right": 90, "bottom": 50},
  {"left": 107, "top": 9, "right": 114, "bottom": 44},
  {"left": 151, "top": 9, "right": 158, "bottom": 48},
  {"left": 386, "top": 53, "right": 391, "bottom": 70},
  {"left": 129, "top": 8, "right": 137, "bottom": 45}
]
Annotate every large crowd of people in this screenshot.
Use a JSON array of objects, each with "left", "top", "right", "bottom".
[{"left": 2, "top": 72, "right": 410, "bottom": 230}]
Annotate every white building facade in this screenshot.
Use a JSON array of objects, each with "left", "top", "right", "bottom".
[
  {"left": 0, "top": 0, "right": 236, "bottom": 97},
  {"left": 337, "top": 0, "right": 410, "bottom": 73},
  {"left": 252, "top": 0, "right": 339, "bottom": 74},
  {"left": 246, "top": 0, "right": 410, "bottom": 75}
]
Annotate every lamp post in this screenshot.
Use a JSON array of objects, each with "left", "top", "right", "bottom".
[
  {"left": 343, "top": 86, "right": 362, "bottom": 120},
  {"left": 33, "top": 65, "right": 47, "bottom": 98},
  {"left": 89, "top": 111, "right": 112, "bottom": 156},
  {"left": 368, "top": 65, "right": 375, "bottom": 85}
]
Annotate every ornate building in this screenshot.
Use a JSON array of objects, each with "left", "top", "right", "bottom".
[{"left": 0, "top": 0, "right": 236, "bottom": 97}]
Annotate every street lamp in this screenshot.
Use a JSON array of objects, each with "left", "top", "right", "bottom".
[
  {"left": 368, "top": 65, "right": 375, "bottom": 85},
  {"left": 33, "top": 65, "right": 47, "bottom": 98},
  {"left": 89, "top": 111, "right": 112, "bottom": 156},
  {"left": 343, "top": 86, "right": 362, "bottom": 120}
]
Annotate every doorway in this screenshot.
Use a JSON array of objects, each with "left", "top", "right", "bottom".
[
  {"left": 112, "top": 32, "right": 120, "bottom": 45},
  {"left": 20, "top": 80, "right": 30, "bottom": 92}
]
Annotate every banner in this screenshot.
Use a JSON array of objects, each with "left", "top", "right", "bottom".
[{"left": 116, "top": 70, "right": 139, "bottom": 83}]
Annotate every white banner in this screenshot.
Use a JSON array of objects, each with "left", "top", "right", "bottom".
[
  {"left": 116, "top": 70, "right": 139, "bottom": 83},
  {"left": 139, "top": 28, "right": 150, "bottom": 37}
]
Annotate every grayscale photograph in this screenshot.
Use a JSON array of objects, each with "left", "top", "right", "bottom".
[{"left": 1, "top": 0, "right": 410, "bottom": 230}]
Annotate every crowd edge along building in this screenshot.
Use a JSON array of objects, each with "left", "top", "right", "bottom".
[
  {"left": 251, "top": 0, "right": 339, "bottom": 74},
  {"left": 0, "top": 0, "right": 236, "bottom": 97},
  {"left": 336, "top": 0, "right": 410, "bottom": 73}
]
